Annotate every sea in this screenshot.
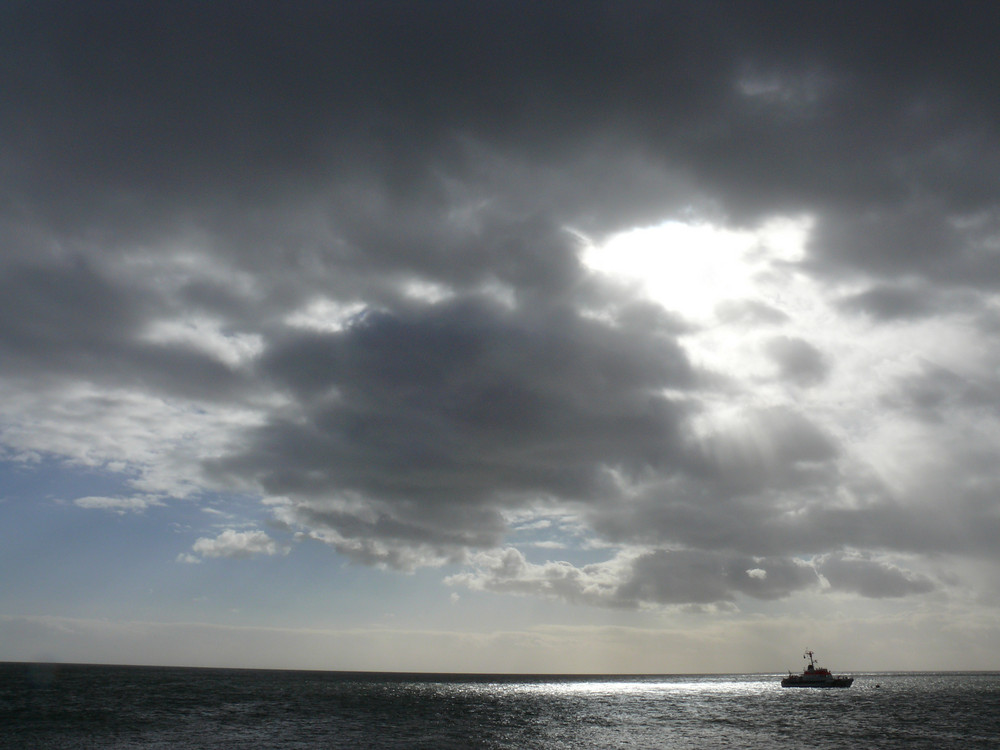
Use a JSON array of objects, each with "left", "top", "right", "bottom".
[{"left": 2, "top": 663, "right": 998, "bottom": 749}]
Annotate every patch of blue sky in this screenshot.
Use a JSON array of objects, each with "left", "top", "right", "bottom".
[
  {"left": 0, "top": 459, "right": 259, "bottom": 615},
  {"left": 0, "top": 457, "right": 641, "bottom": 636},
  {"left": 0, "top": 454, "right": 138, "bottom": 505},
  {"left": 504, "top": 511, "right": 614, "bottom": 568}
]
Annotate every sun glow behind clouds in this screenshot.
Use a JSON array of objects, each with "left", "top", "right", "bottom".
[
  {"left": 582, "top": 216, "right": 812, "bottom": 323},
  {"left": 582, "top": 215, "right": 825, "bottom": 398},
  {"left": 584, "top": 215, "right": 839, "bottom": 474}
]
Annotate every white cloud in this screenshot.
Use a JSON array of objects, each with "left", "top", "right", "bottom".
[
  {"left": 0, "top": 379, "right": 268, "bottom": 501},
  {"left": 140, "top": 317, "right": 263, "bottom": 369},
  {"left": 186, "top": 529, "right": 290, "bottom": 561},
  {"left": 446, "top": 547, "right": 631, "bottom": 607},
  {"left": 284, "top": 298, "right": 368, "bottom": 333}
]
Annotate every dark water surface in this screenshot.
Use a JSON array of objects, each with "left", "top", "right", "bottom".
[{"left": 2, "top": 663, "right": 998, "bottom": 748}]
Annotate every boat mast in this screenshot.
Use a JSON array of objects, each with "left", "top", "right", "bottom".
[{"left": 803, "top": 649, "right": 817, "bottom": 669}]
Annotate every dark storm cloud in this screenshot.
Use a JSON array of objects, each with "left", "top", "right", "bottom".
[
  {"left": 0, "top": 258, "right": 138, "bottom": 358},
  {"left": 763, "top": 336, "right": 829, "bottom": 387},
  {"left": 882, "top": 363, "right": 1000, "bottom": 427},
  {"left": 209, "top": 294, "right": 693, "bottom": 566},
  {"left": 836, "top": 285, "right": 936, "bottom": 321},
  {"left": 2, "top": 0, "right": 716, "bottom": 237},
  {"left": 4, "top": 1, "right": 1000, "bottom": 601},
  {"left": 616, "top": 549, "right": 819, "bottom": 605},
  {"left": 816, "top": 553, "right": 935, "bottom": 599},
  {"left": 0, "top": 255, "right": 250, "bottom": 400},
  {"left": 6, "top": 1, "right": 999, "bottom": 239}
]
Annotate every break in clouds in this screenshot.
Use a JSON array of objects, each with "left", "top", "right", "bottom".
[{"left": 3, "top": 1, "right": 1000, "bottom": 609}]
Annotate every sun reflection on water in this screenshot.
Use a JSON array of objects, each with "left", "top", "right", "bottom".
[{"left": 483, "top": 674, "right": 780, "bottom": 699}]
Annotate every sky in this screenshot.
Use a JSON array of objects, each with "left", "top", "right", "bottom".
[{"left": 2, "top": 0, "right": 1000, "bottom": 674}]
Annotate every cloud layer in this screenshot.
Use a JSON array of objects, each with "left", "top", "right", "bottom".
[{"left": 3, "top": 1, "right": 1000, "bottom": 615}]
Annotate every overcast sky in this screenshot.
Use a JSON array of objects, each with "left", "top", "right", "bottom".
[{"left": 3, "top": 0, "right": 1000, "bottom": 673}]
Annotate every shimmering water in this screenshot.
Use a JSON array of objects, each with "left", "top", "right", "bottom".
[{"left": 2, "top": 663, "right": 997, "bottom": 748}]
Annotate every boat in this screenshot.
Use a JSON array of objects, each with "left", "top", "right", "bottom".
[{"left": 781, "top": 650, "right": 853, "bottom": 688}]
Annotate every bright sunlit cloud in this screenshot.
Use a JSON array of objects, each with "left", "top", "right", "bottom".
[
  {"left": 285, "top": 298, "right": 368, "bottom": 332},
  {"left": 582, "top": 216, "right": 812, "bottom": 323},
  {"left": 141, "top": 317, "right": 264, "bottom": 368}
]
